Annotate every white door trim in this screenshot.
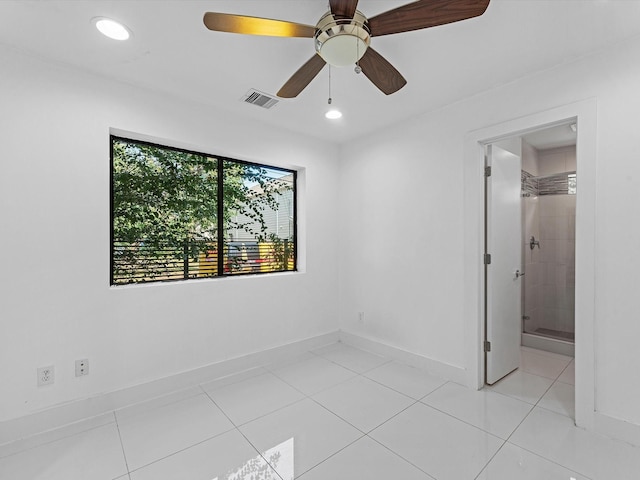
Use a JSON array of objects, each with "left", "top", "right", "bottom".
[{"left": 462, "top": 98, "right": 597, "bottom": 430}]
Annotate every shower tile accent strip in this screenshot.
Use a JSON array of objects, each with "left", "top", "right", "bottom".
[
  {"left": 521, "top": 170, "right": 577, "bottom": 196},
  {"left": 521, "top": 170, "right": 539, "bottom": 196},
  {"left": 538, "top": 171, "right": 576, "bottom": 195}
]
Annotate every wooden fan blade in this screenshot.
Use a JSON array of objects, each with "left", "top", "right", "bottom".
[
  {"left": 330, "top": 0, "right": 359, "bottom": 18},
  {"left": 203, "top": 12, "right": 316, "bottom": 38},
  {"left": 358, "top": 47, "right": 407, "bottom": 95},
  {"left": 369, "top": 0, "right": 490, "bottom": 37},
  {"left": 277, "top": 55, "right": 327, "bottom": 98}
]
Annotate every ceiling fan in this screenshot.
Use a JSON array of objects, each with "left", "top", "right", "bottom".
[{"left": 203, "top": 0, "right": 490, "bottom": 98}]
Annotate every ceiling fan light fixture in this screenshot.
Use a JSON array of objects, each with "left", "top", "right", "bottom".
[
  {"left": 93, "top": 17, "right": 131, "bottom": 41},
  {"left": 325, "top": 109, "right": 343, "bottom": 120},
  {"left": 319, "top": 35, "right": 368, "bottom": 67},
  {"left": 315, "top": 10, "right": 370, "bottom": 67},
  {"left": 203, "top": 0, "right": 491, "bottom": 97}
]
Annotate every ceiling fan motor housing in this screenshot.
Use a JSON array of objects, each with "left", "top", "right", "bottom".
[{"left": 314, "top": 10, "right": 371, "bottom": 67}]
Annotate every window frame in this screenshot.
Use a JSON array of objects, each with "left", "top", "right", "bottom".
[{"left": 110, "top": 135, "right": 297, "bottom": 285}]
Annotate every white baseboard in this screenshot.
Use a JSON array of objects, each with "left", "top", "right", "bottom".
[
  {"left": 594, "top": 412, "right": 640, "bottom": 447},
  {"left": 0, "top": 331, "right": 339, "bottom": 447},
  {"left": 339, "top": 331, "right": 467, "bottom": 384}
]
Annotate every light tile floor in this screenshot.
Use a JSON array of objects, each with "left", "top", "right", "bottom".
[{"left": 1, "top": 342, "right": 639, "bottom": 479}]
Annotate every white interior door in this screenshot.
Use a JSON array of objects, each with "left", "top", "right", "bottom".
[{"left": 485, "top": 144, "right": 522, "bottom": 385}]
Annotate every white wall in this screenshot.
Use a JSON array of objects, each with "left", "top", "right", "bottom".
[
  {"left": 339, "top": 35, "right": 640, "bottom": 427},
  {"left": 0, "top": 46, "right": 341, "bottom": 422}
]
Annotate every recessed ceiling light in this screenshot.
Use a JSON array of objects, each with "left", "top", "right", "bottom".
[
  {"left": 93, "top": 17, "right": 131, "bottom": 41},
  {"left": 325, "top": 109, "right": 342, "bottom": 120}
]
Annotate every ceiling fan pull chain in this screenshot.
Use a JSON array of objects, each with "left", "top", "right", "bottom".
[{"left": 328, "top": 64, "right": 332, "bottom": 105}]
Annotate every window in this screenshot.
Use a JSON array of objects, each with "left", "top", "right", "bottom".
[
  {"left": 111, "top": 136, "right": 296, "bottom": 285},
  {"left": 568, "top": 173, "right": 577, "bottom": 195}
]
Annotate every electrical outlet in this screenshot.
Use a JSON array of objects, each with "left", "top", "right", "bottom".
[
  {"left": 75, "top": 359, "right": 89, "bottom": 377},
  {"left": 358, "top": 311, "right": 365, "bottom": 324},
  {"left": 37, "top": 366, "right": 55, "bottom": 386}
]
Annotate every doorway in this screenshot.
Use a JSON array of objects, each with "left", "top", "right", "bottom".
[
  {"left": 462, "top": 99, "right": 597, "bottom": 430},
  {"left": 483, "top": 125, "right": 578, "bottom": 425},
  {"left": 520, "top": 127, "right": 577, "bottom": 358}
]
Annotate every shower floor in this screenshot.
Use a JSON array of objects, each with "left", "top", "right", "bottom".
[{"left": 533, "top": 327, "right": 575, "bottom": 342}]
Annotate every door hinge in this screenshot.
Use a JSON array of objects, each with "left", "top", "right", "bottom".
[
  {"left": 484, "top": 341, "right": 491, "bottom": 352},
  {"left": 484, "top": 165, "right": 492, "bottom": 177},
  {"left": 484, "top": 253, "right": 492, "bottom": 265}
]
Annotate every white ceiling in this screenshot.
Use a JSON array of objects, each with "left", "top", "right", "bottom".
[
  {"left": 2, "top": 1, "right": 640, "bottom": 144},
  {"left": 522, "top": 123, "right": 577, "bottom": 150}
]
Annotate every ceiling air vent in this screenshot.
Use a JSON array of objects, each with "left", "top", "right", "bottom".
[{"left": 241, "top": 89, "right": 279, "bottom": 109}]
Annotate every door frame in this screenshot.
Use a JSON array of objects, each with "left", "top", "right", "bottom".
[{"left": 462, "top": 99, "right": 597, "bottom": 430}]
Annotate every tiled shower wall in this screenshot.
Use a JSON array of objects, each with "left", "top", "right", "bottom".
[
  {"left": 522, "top": 142, "right": 541, "bottom": 334},
  {"left": 522, "top": 144, "right": 576, "bottom": 339},
  {"left": 539, "top": 194, "right": 576, "bottom": 337}
]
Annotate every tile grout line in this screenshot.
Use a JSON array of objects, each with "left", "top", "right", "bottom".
[
  {"left": 470, "top": 395, "right": 538, "bottom": 480},
  {"left": 535, "top": 403, "right": 575, "bottom": 420},
  {"left": 471, "top": 356, "right": 583, "bottom": 479},
  {"left": 123, "top": 427, "right": 238, "bottom": 475},
  {"left": 262, "top": 348, "right": 415, "bottom": 431},
  {"left": 487, "top": 349, "right": 574, "bottom": 408},
  {"left": 498, "top": 367, "right": 591, "bottom": 476},
  {"left": 200, "top": 345, "right": 384, "bottom": 431},
  {"left": 419, "top": 376, "right": 561, "bottom": 479},
  {"left": 296, "top": 349, "right": 447, "bottom": 479},
  {"left": 295, "top": 358, "right": 420, "bottom": 436},
  {"left": 481, "top": 440, "right": 597, "bottom": 480},
  {"left": 112, "top": 411, "right": 132, "bottom": 476},
  {"left": 106, "top": 340, "right": 393, "bottom": 476},
  {"left": 363, "top": 371, "right": 447, "bottom": 401},
  {"left": 269, "top": 347, "right": 502, "bottom": 478},
  {"left": 415, "top": 383, "right": 512, "bottom": 442},
  {"left": 4, "top": 366, "right": 270, "bottom": 461},
  {"left": 471, "top": 441, "right": 509, "bottom": 480},
  {"left": 293, "top": 434, "right": 367, "bottom": 479},
  {"left": 112, "top": 390, "right": 260, "bottom": 477},
  {"left": 200, "top": 357, "right": 369, "bottom": 480},
  {"left": 497, "top": 355, "right": 570, "bottom": 439},
  {"left": 111, "top": 343, "right": 408, "bottom": 477},
  {"left": 120, "top": 387, "right": 238, "bottom": 475},
  {"left": 301, "top": 393, "right": 436, "bottom": 479},
  {"left": 471, "top": 369, "right": 555, "bottom": 480},
  {"left": 267, "top": 362, "right": 357, "bottom": 398},
  {"left": 208, "top": 393, "right": 308, "bottom": 429},
  {"left": 553, "top": 357, "right": 575, "bottom": 387},
  {"left": 256, "top": 347, "right": 435, "bottom": 478},
  {"left": 306, "top": 344, "right": 393, "bottom": 375},
  {"left": 267, "top": 351, "right": 414, "bottom": 434},
  {"left": 364, "top": 432, "right": 437, "bottom": 479},
  {"left": 199, "top": 385, "right": 287, "bottom": 480}
]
